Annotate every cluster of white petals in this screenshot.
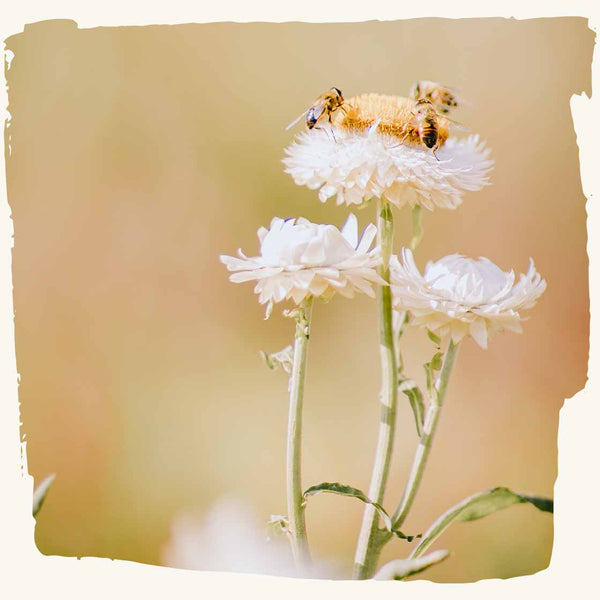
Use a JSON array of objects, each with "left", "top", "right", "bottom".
[
  {"left": 283, "top": 127, "right": 493, "bottom": 210},
  {"left": 162, "top": 497, "right": 336, "bottom": 578},
  {"left": 220, "top": 214, "right": 384, "bottom": 307},
  {"left": 390, "top": 248, "right": 546, "bottom": 348}
]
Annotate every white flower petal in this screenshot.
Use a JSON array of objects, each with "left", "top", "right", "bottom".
[
  {"left": 357, "top": 223, "right": 378, "bottom": 253},
  {"left": 284, "top": 128, "right": 492, "bottom": 210},
  {"left": 469, "top": 319, "right": 488, "bottom": 349},
  {"left": 229, "top": 266, "right": 283, "bottom": 283},
  {"left": 391, "top": 250, "right": 545, "bottom": 348},
  {"left": 221, "top": 216, "right": 382, "bottom": 306},
  {"left": 340, "top": 213, "right": 359, "bottom": 248}
]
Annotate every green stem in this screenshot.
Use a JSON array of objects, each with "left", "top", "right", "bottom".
[
  {"left": 286, "top": 296, "right": 313, "bottom": 571},
  {"left": 391, "top": 340, "right": 460, "bottom": 530},
  {"left": 352, "top": 199, "right": 398, "bottom": 579}
]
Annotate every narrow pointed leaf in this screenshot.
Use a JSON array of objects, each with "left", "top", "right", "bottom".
[
  {"left": 394, "top": 311, "right": 409, "bottom": 343},
  {"left": 394, "top": 311, "right": 409, "bottom": 374},
  {"left": 517, "top": 494, "right": 554, "bottom": 513},
  {"left": 260, "top": 345, "right": 294, "bottom": 373},
  {"left": 303, "top": 482, "right": 392, "bottom": 530},
  {"left": 399, "top": 379, "right": 425, "bottom": 436},
  {"left": 411, "top": 487, "right": 553, "bottom": 558},
  {"left": 303, "top": 482, "right": 417, "bottom": 540},
  {"left": 424, "top": 352, "right": 444, "bottom": 396},
  {"left": 374, "top": 549, "right": 450, "bottom": 580},
  {"left": 391, "top": 529, "right": 420, "bottom": 542},
  {"left": 430, "top": 352, "right": 443, "bottom": 371},
  {"left": 424, "top": 362, "right": 434, "bottom": 396},
  {"left": 260, "top": 350, "right": 276, "bottom": 370},
  {"left": 426, "top": 329, "right": 441, "bottom": 346},
  {"left": 267, "top": 514, "right": 290, "bottom": 538},
  {"left": 32, "top": 474, "right": 55, "bottom": 517}
]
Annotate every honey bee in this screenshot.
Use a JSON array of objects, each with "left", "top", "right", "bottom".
[
  {"left": 409, "top": 80, "right": 459, "bottom": 114},
  {"left": 286, "top": 87, "right": 345, "bottom": 131},
  {"left": 411, "top": 98, "right": 442, "bottom": 154}
]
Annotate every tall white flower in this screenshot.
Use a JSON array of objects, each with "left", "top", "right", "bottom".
[
  {"left": 162, "top": 497, "right": 337, "bottom": 578},
  {"left": 390, "top": 248, "right": 546, "bottom": 348},
  {"left": 220, "top": 214, "right": 384, "bottom": 308},
  {"left": 283, "top": 127, "right": 493, "bottom": 210}
]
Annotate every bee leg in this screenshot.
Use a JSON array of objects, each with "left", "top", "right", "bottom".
[
  {"left": 328, "top": 114, "right": 338, "bottom": 143},
  {"left": 433, "top": 147, "right": 440, "bottom": 161},
  {"left": 315, "top": 125, "right": 334, "bottom": 143},
  {"left": 389, "top": 131, "right": 410, "bottom": 149},
  {"left": 389, "top": 114, "right": 418, "bottom": 149}
]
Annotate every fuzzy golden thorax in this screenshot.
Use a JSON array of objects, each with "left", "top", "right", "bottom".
[{"left": 333, "top": 93, "right": 449, "bottom": 148}]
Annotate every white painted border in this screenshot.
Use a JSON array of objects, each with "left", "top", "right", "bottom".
[{"left": 1, "top": 2, "right": 597, "bottom": 598}]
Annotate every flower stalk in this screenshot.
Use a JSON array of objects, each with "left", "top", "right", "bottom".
[
  {"left": 358, "top": 340, "right": 460, "bottom": 570},
  {"left": 353, "top": 199, "right": 398, "bottom": 579},
  {"left": 391, "top": 339, "right": 460, "bottom": 530},
  {"left": 286, "top": 296, "right": 314, "bottom": 570}
]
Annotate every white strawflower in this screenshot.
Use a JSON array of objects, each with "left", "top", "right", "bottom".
[
  {"left": 390, "top": 248, "right": 546, "bottom": 348},
  {"left": 283, "top": 127, "right": 493, "bottom": 210},
  {"left": 220, "top": 214, "right": 384, "bottom": 308},
  {"left": 162, "top": 497, "right": 337, "bottom": 578}
]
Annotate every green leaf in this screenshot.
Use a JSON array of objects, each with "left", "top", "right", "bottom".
[
  {"left": 394, "top": 311, "right": 410, "bottom": 374},
  {"left": 426, "top": 329, "right": 441, "bottom": 346},
  {"left": 304, "top": 482, "right": 392, "bottom": 529},
  {"left": 260, "top": 351, "right": 276, "bottom": 370},
  {"left": 399, "top": 379, "right": 425, "bottom": 437},
  {"left": 32, "top": 474, "right": 55, "bottom": 517},
  {"left": 517, "top": 494, "right": 554, "bottom": 513},
  {"left": 260, "top": 345, "right": 293, "bottom": 373},
  {"left": 423, "top": 352, "right": 443, "bottom": 396},
  {"left": 430, "top": 352, "right": 443, "bottom": 371},
  {"left": 267, "top": 514, "right": 290, "bottom": 538},
  {"left": 410, "top": 205, "right": 424, "bottom": 251},
  {"left": 391, "top": 529, "right": 421, "bottom": 542},
  {"left": 303, "top": 482, "right": 417, "bottom": 540},
  {"left": 395, "top": 311, "right": 409, "bottom": 341},
  {"left": 423, "top": 362, "right": 433, "bottom": 396},
  {"left": 411, "top": 487, "right": 553, "bottom": 558},
  {"left": 374, "top": 549, "right": 450, "bottom": 580}
]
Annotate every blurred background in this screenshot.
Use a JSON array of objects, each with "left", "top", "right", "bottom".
[{"left": 6, "top": 17, "right": 592, "bottom": 581}]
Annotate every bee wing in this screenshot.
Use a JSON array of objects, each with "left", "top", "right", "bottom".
[
  {"left": 285, "top": 109, "right": 309, "bottom": 131},
  {"left": 456, "top": 96, "right": 473, "bottom": 111},
  {"left": 408, "top": 81, "right": 419, "bottom": 100},
  {"left": 408, "top": 111, "right": 419, "bottom": 127},
  {"left": 307, "top": 103, "right": 326, "bottom": 123},
  {"left": 443, "top": 116, "right": 471, "bottom": 132},
  {"left": 439, "top": 83, "right": 460, "bottom": 94},
  {"left": 441, "top": 85, "right": 467, "bottom": 109}
]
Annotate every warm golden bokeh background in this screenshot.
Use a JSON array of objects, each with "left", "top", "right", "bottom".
[{"left": 6, "top": 17, "right": 592, "bottom": 582}]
